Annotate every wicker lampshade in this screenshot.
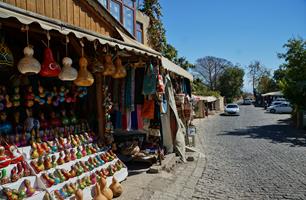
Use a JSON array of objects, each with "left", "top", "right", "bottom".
[
  {"left": 58, "top": 57, "right": 78, "bottom": 81},
  {"left": 112, "top": 57, "right": 126, "bottom": 79},
  {"left": 103, "top": 54, "right": 115, "bottom": 76},
  {"left": 17, "top": 46, "right": 41, "bottom": 74}
]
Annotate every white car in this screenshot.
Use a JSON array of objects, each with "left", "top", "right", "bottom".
[
  {"left": 224, "top": 104, "right": 240, "bottom": 115},
  {"left": 267, "top": 102, "right": 292, "bottom": 113}
]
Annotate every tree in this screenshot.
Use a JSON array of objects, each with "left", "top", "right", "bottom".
[
  {"left": 277, "top": 38, "right": 306, "bottom": 110},
  {"left": 163, "top": 43, "right": 177, "bottom": 61},
  {"left": 194, "top": 56, "right": 232, "bottom": 90},
  {"left": 174, "top": 56, "right": 194, "bottom": 70},
  {"left": 247, "top": 61, "right": 269, "bottom": 92},
  {"left": 140, "top": 0, "right": 167, "bottom": 52},
  {"left": 217, "top": 66, "right": 245, "bottom": 102},
  {"left": 257, "top": 75, "right": 278, "bottom": 94},
  {"left": 192, "top": 79, "right": 220, "bottom": 97}
]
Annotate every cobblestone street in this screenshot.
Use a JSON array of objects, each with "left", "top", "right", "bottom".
[
  {"left": 193, "top": 105, "right": 306, "bottom": 200},
  {"left": 118, "top": 105, "right": 306, "bottom": 200}
]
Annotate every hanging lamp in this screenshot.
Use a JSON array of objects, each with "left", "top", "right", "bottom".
[
  {"left": 91, "top": 41, "right": 104, "bottom": 73},
  {"left": 102, "top": 46, "right": 115, "bottom": 76},
  {"left": 74, "top": 40, "right": 94, "bottom": 86},
  {"left": 0, "top": 27, "right": 14, "bottom": 68},
  {"left": 39, "top": 31, "right": 61, "bottom": 77},
  {"left": 17, "top": 25, "right": 41, "bottom": 74},
  {"left": 112, "top": 56, "right": 126, "bottom": 79},
  {"left": 58, "top": 36, "right": 78, "bottom": 81}
]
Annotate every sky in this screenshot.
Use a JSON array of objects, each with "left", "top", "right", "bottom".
[{"left": 159, "top": 0, "right": 306, "bottom": 92}]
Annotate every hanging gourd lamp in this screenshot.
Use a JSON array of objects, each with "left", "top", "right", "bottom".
[
  {"left": 58, "top": 36, "right": 78, "bottom": 81},
  {"left": 112, "top": 56, "right": 126, "bottom": 79},
  {"left": 0, "top": 29, "right": 14, "bottom": 68},
  {"left": 39, "top": 31, "right": 61, "bottom": 77},
  {"left": 91, "top": 41, "right": 104, "bottom": 73},
  {"left": 74, "top": 40, "right": 94, "bottom": 86},
  {"left": 102, "top": 46, "right": 115, "bottom": 76},
  {"left": 17, "top": 25, "right": 41, "bottom": 74}
]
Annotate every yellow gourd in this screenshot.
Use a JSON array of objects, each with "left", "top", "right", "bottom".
[
  {"left": 99, "top": 177, "right": 113, "bottom": 200},
  {"left": 94, "top": 183, "right": 108, "bottom": 200},
  {"left": 109, "top": 177, "right": 123, "bottom": 198}
]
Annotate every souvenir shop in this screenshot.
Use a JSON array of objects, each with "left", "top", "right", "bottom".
[{"left": 0, "top": 2, "right": 166, "bottom": 200}]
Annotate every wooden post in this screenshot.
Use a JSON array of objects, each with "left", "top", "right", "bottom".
[{"left": 95, "top": 73, "right": 105, "bottom": 143}]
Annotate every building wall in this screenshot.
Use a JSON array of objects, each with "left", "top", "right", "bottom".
[
  {"left": 0, "top": 0, "right": 116, "bottom": 37},
  {"left": 136, "top": 10, "right": 150, "bottom": 47}
]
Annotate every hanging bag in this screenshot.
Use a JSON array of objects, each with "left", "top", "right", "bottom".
[{"left": 142, "top": 63, "right": 157, "bottom": 95}]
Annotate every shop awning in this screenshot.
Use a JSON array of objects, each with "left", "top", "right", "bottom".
[
  {"left": 202, "top": 96, "right": 217, "bottom": 102},
  {"left": 161, "top": 57, "right": 193, "bottom": 81},
  {"left": 0, "top": 2, "right": 160, "bottom": 57},
  {"left": 261, "top": 91, "right": 283, "bottom": 97}
]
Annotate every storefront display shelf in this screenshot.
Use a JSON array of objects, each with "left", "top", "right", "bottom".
[
  {"left": 0, "top": 175, "right": 46, "bottom": 200},
  {"left": 50, "top": 167, "right": 128, "bottom": 200},
  {"left": 41, "top": 158, "right": 119, "bottom": 193}
]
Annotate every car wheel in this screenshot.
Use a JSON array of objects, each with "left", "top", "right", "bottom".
[{"left": 270, "top": 109, "right": 276, "bottom": 113}]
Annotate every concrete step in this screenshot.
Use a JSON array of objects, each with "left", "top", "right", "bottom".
[{"left": 147, "top": 153, "right": 177, "bottom": 173}]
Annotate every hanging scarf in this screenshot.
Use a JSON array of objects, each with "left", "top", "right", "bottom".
[{"left": 125, "top": 67, "right": 132, "bottom": 110}]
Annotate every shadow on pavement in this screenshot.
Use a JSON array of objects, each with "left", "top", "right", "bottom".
[{"left": 219, "top": 118, "right": 306, "bottom": 147}]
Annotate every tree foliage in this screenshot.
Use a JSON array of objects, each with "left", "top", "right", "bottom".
[
  {"left": 194, "top": 56, "right": 232, "bottom": 90},
  {"left": 140, "top": 0, "right": 167, "bottom": 52},
  {"left": 247, "top": 61, "right": 268, "bottom": 93},
  {"left": 217, "top": 66, "right": 245, "bottom": 101},
  {"left": 277, "top": 38, "right": 306, "bottom": 110},
  {"left": 257, "top": 74, "right": 278, "bottom": 94},
  {"left": 192, "top": 79, "right": 220, "bottom": 97}
]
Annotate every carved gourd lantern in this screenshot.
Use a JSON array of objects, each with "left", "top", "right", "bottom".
[
  {"left": 39, "top": 48, "right": 61, "bottom": 77},
  {"left": 58, "top": 57, "right": 78, "bottom": 81},
  {"left": 103, "top": 54, "right": 115, "bottom": 76},
  {"left": 112, "top": 56, "right": 126, "bottom": 79},
  {"left": 74, "top": 57, "right": 94, "bottom": 87},
  {"left": 17, "top": 46, "right": 41, "bottom": 74}
]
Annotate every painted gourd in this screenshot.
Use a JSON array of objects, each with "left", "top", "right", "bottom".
[
  {"left": 17, "top": 46, "right": 41, "bottom": 74},
  {"left": 74, "top": 57, "right": 94, "bottom": 86},
  {"left": 39, "top": 48, "right": 61, "bottom": 77}
]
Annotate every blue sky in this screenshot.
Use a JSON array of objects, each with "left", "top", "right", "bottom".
[{"left": 159, "top": 0, "right": 306, "bottom": 92}]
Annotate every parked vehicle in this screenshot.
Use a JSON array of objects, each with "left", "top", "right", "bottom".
[
  {"left": 224, "top": 103, "right": 240, "bottom": 115},
  {"left": 269, "top": 100, "right": 289, "bottom": 107},
  {"left": 267, "top": 102, "right": 292, "bottom": 113},
  {"left": 243, "top": 98, "right": 252, "bottom": 105}
]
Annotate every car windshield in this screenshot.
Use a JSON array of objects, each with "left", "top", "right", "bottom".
[{"left": 227, "top": 105, "right": 238, "bottom": 108}]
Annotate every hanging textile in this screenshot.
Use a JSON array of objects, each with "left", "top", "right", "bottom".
[
  {"left": 135, "top": 68, "right": 145, "bottom": 104},
  {"left": 131, "top": 110, "right": 138, "bottom": 130},
  {"left": 131, "top": 67, "right": 135, "bottom": 111},
  {"left": 142, "top": 63, "right": 157, "bottom": 95},
  {"left": 120, "top": 78, "right": 125, "bottom": 113},
  {"left": 161, "top": 74, "right": 186, "bottom": 161},
  {"left": 125, "top": 67, "right": 132, "bottom": 110},
  {"left": 136, "top": 104, "right": 143, "bottom": 129}
]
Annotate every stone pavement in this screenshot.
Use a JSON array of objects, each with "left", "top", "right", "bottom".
[
  {"left": 117, "top": 123, "right": 207, "bottom": 200},
  {"left": 117, "top": 151, "right": 206, "bottom": 200},
  {"left": 192, "top": 106, "right": 306, "bottom": 200}
]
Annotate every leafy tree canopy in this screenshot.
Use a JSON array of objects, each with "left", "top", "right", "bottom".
[
  {"left": 277, "top": 37, "right": 306, "bottom": 109},
  {"left": 217, "top": 66, "right": 245, "bottom": 101}
]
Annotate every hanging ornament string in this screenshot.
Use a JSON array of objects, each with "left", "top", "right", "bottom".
[
  {"left": 65, "top": 36, "right": 69, "bottom": 57},
  {"left": 46, "top": 31, "right": 50, "bottom": 48},
  {"left": 94, "top": 40, "right": 98, "bottom": 52},
  {"left": 25, "top": 25, "right": 29, "bottom": 46},
  {"left": 80, "top": 40, "right": 84, "bottom": 57}
]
